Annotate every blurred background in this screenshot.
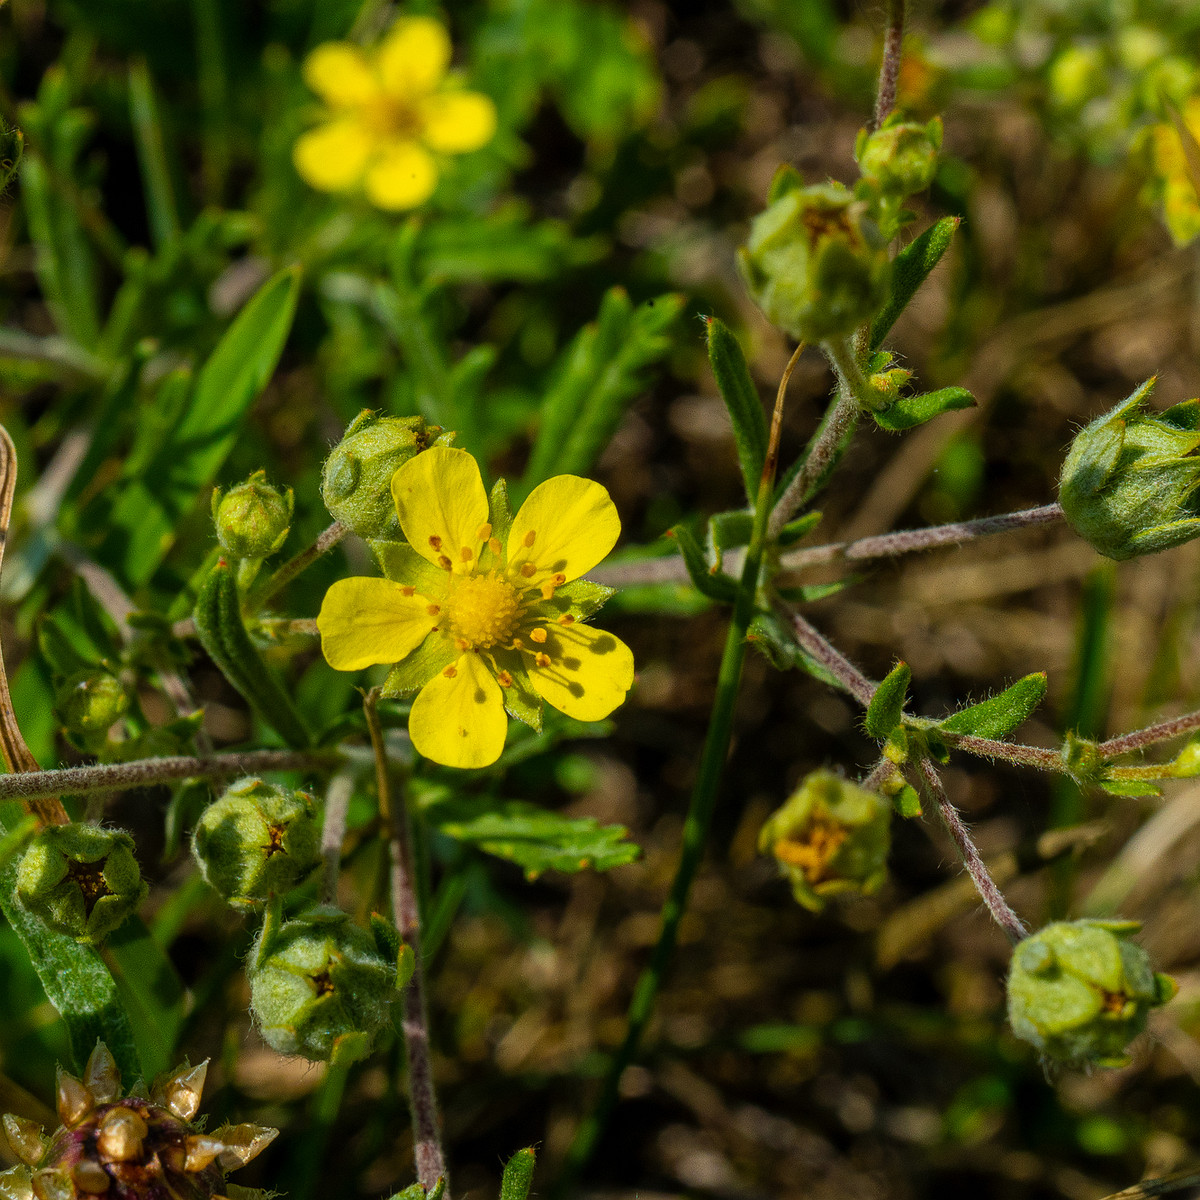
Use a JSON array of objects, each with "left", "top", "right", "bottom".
[{"left": 4, "top": 1, "right": 1200, "bottom": 1198}]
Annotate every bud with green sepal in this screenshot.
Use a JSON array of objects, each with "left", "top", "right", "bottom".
[
  {"left": 1059, "top": 378, "right": 1200, "bottom": 560},
  {"left": 212, "top": 470, "right": 293, "bottom": 561},
  {"left": 1007, "top": 919, "right": 1177, "bottom": 1067},
  {"left": 321, "top": 411, "right": 453, "bottom": 540},
  {"left": 55, "top": 669, "right": 128, "bottom": 742},
  {"left": 192, "top": 777, "right": 322, "bottom": 908},
  {"left": 248, "top": 904, "right": 406, "bottom": 1062},
  {"left": 738, "top": 180, "right": 891, "bottom": 344},
  {"left": 758, "top": 769, "right": 892, "bottom": 912},
  {"left": 16, "top": 823, "right": 147, "bottom": 944},
  {"left": 856, "top": 113, "right": 943, "bottom": 200}
]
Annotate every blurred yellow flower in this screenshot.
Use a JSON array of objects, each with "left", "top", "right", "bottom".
[
  {"left": 294, "top": 16, "right": 497, "bottom": 211},
  {"left": 1150, "top": 97, "right": 1200, "bottom": 245},
  {"left": 317, "top": 447, "right": 634, "bottom": 768}
]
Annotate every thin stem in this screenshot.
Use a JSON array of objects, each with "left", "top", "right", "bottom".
[
  {"left": 936, "top": 730, "right": 1062, "bottom": 772},
  {"left": 0, "top": 749, "right": 335, "bottom": 803},
  {"left": 558, "top": 344, "right": 801, "bottom": 1192},
  {"left": 1099, "top": 708, "right": 1200, "bottom": 758},
  {"left": 917, "top": 757, "right": 1027, "bottom": 944},
  {"left": 320, "top": 772, "right": 354, "bottom": 905},
  {"left": 364, "top": 690, "right": 446, "bottom": 1193},
  {"left": 872, "top": 0, "right": 907, "bottom": 132},
  {"left": 862, "top": 757, "right": 898, "bottom": 792},
  {"left": 785, "top": 608, "right": 876, "bottom": 707},
  {"left": 250, "top": 521, "right": 348, "bottom": 610}
]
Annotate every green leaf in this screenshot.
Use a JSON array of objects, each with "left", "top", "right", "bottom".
[
  {"left": 893, "top": 784, "right": 923, "bottom": 818},
  {"left": 865, "top": 661, "right": 910, "bottom": 739},
  {"left": 193, "top": 561, "right": 312, "bottom": 747},
  {"left": 746, "top": 611, "right": 842, "bottom": 689},
  {"left": 99, "top": 267, "right": 300, "bottom": 585},
  {"left": 1100, "top": 778, "right": 1162, "bottom": 798},
  {"left": 872, "top": 387, "right": 976, "bottom": 432},
  {"left": 767, "top": 163, "right": 804, "bottom": 203},
  {"left": 667, "top": 524, "right": 738, "bottom": 602},
  {"left": 939, "top": 673, "right": 1047, "bottom": 739},
  {"left": 778, "top": 511, "right": 822, "bottom": 546},
  {"left": 707, "top": 508, "right": 754, "bottom": 572},
  {"left": 870, "top": 216, "right": 960, "bottom": 350},
  {"left": 501, "top": 1148, "right": 537, "bottom": 1200},
  {"left": 706, "top": 318, "right": 768, "bottom": 503},
  {"left": 424, "top": 795, "right": 640, "bottom": 879},
  {"left": 522, "top": 289, "right": 682, "bottom": 490}
]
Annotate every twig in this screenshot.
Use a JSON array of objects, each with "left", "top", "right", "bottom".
[
  {"left": 0, "top": 749, "right": 335, "bottom": 803},
  {"left": 320, "top": 772, "right": 354, "bottom": 905},
  {"left": 862, "top": 757, "right": 898, "bottom": 792},
  {"left": 364, "top": 689, "right": 446, "bottom": 1193},
  {"left": 872, "top": 0, "right": 907, "bottom": 132},
  {"left": 786, "top": 607, "right": 876, "bottom": 706},
  {"left": 1099, "top": 709, "right": 1200, "bottom": 758},
  {"left": 936, "top": 729, "right": 1062, "bottom": 772},
  {"left": 917, "top": 757, "right": 1028, "bottom": 944},
  {"left": 251, "top": 520, "right": 348, "bottom": 610}
]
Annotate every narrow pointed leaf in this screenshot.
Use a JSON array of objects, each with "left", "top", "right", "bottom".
[
  {"left": 865, "top": 661, "right": 910, "bottom": 739},
  {"left": 870, "top": 216, "right": 959, "bottom": 349},
  {"left": 939, "top": 672, "right": 1047, "bottom": 739},
  {"left": 706, "top": 317, "right": 767, "bottom": 503},
  {"left": 872, "top": 386, "right": 976, "bottom": 432},
  {"left": 667, "top": 524, "right": 738, "bottom": 602},
  {"left": 500, "top": 1148, "right": 537, "bottom": 1200}
]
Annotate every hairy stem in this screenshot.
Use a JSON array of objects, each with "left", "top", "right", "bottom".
[
  {"left": 936, "top": 729, "right": 1062, "bottom": 771},
  {"left": 364, "top": 690, "right": 446, "bottom": 1192},
  {"left": 785, "top": 608, "right": 876, "bottom": 706},
  {"left": 1099, "top": 708, "right": 1200, "bottom": 758},
  {"left": 320, "top": 772, "right": 354, "bottom": 905},
  {"left": 250, "top": 520, "right": 347, "bottom": 610},
  {"left": 917, "top": 756, "right": 1027, "bottom": 943},
  {"left": 872, "top": 0, "right": 907, "bottom": 132}
]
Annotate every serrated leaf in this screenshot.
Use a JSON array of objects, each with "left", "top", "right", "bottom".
[
  {"left": 866, "top": 661, "right": 910, "bottom": 739},
  {"left": 667, "top": 524, "right": 738, "bottom": 602},
  {"left": 939, "top": 673, "right": 1047, "bottom": 739},
  {"left": 425, "top": 795, "right": 639, "bottom": 878},
  {"left": 870, "top": 216, "right": 959, "bottom": 350},
  {"left": 872, "top": 386, "right": 976, "bottom": 432},
  {"left": 706, "top": 317, "right": 767, "bottom": 504}
]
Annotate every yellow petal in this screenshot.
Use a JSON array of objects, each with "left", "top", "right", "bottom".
[
  {"left": 527, "top": 623, "right": 633, "bottom": 722},
  {"left": 507, "top": 476, "right": 621, "bottom": 587},
  {"left": 293, "top": 118, "right": 373, "bottom": 192},
  {"left": 318, "top": 577, "right": 437, "bottom": 671},
  {"left": 419, "top": 91, "right": 497, "bottom": 154},
  {"left": 409, "top": 653, "right": 507, "bottom": 768},
  {"left": 363, "top": 141, "right": 438, "bottom": 210},
  {"left": 378, "top": 17, "right": 451, "bottom": 98},
  {"left": 302, "top": 42, "right": 380, "bottom": 108},
  {"left": 392, "top": 446, "right": 489, "bottom": 572}
]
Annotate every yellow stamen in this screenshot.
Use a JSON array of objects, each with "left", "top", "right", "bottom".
[
  {"left": 401, "top": 586, "right": 416, "bottom": 597},
  {"left": 497, "top": 670, "right": 513, "bottom": 688},
  {"left": 523, "top": 530, "right": 536, "bottom": 547},
  {"left": 444, "top": 572, "right": 524, "bottom": 649},
  {"left": 426, "top": 604, "right": 440, "bottom": 615},
  {"left": 557, "top": 614, "right": 575, "bottom": 626},
  {"left": 529, "top": 628, "right": 547, "bottom": 644},
  {"left": 540, "top": 583, "right": 557, "bottom": 600},
  {"left": 438, "top": 554, "right": 453, "bottom": 570},
  {"left": 454, "top": 637, "right": 470, "bottom": 650},
  {"left": 489, "top": 537, "right": 502, "bottom": 556},
  {"left": 535, "top": 652, "right": 551, "bottom": 668},
  {"left": 460, "top": 546, "right": 474, "bottom": 562},
  {"left": 429, "top": 535, "right": 443, "bottom": 550},
  {"left": 442, "top": 665, "right": 457, "bottom": 678},
  {"left": 520, "top": 562, "right": 537, "bottom": 578},
  {"left": 477, "top": 523, "right": 492, "bottom": 541}
]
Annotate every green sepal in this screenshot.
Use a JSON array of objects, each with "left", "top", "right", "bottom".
[
  {"left": 911, "top": 726, "right": 949, "bottom": 764},
  {"left": 500, "top": 1147, "right": 537, "bottom": 1200},
  {"left": 668, "top": 523, "right": 739, "bottom": 602},
  {"left": 939, "top": 672, "right": 1047, "bottom": 739},
  {"left": 1100, "top": 777, "right": 1163, "bottom": 797},
  {"left": 778, "top": 511, "right": 822, "bottom": 546},
  {"left": 370, "top": 540, "right": 448, "bottom": 596},
  {"left": 884, "top": 726, "right": 909, "bottom": 764},
  {"left": 872, "top": 386, "right": 976, "bottom": 432},
  {"left": 767, "top": 163, "right": 804, "bottom": 203},
  {"left": 193, "top": 561, "right": 312, "bottom": 747},
  {"left": 707, "top": 508, "right": 754, "bottom": 572},
  {"left": 870, "top": 216, "right": 959, "bottom": 349},
  {"left": 491, "top": 648, "right": 543, "bottom": 733},
  {"left": 370, "top": 912, "right": 402, "bottom": 966},
  {"left": 541, "top": 579, "right": 616, "bottom": 622},
  {"left": 892, "top": 784, "right": 922, "bottom": 818},
  {"left": 865, "top": 661, "right": 910, "bottom": 739},
  {"left": 488, "top": 477, "right": 514, "bottom": 558},
  {"left": 705, "top": 317, "right": 768, "bottom": 504},
  {"left": 380, "top": 635, "right": 456, "bottom": 699},
  {"left": 746, "top": 611, "right": 841, "bottom": 689},
  {"left": 396, "top": 942, "right": 416, "bottom": 991}
]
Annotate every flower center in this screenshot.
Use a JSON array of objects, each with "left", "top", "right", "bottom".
[
  {"left": 361, "top": 95, "right": 422, "bottom": 139},
  {"left": 445, "top": 573, "right": 523, "bottom": 649}
]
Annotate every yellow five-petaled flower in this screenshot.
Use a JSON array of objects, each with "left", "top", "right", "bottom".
[
  {"left": 317, "top": 447, "right": 635, "bottom": 768},
  {"left": 294, "top": 16, "right": 497, "bottom": 211},
  {"left": 1150, "top": 96, "right": 1200, "bottom": 246}
]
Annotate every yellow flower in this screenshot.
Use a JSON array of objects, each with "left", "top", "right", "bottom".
[
  {"left": 293, "top": 16, "right": 497, "bottom": 211},
  {"left": 1150, "top": 97, "right": 1200, "bottom": 245},
  {"left": 317, "top": 447, "right": 635, "bottom": 768}
]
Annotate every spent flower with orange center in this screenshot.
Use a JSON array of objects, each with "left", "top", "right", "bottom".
[
  {"left": 317, "top": 447, "right": 634, "bottom": 768},
  {"left": 293, "top": 16, "right": 496, "bottom": 211}
]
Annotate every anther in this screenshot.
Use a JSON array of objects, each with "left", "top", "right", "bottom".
[
  {"left": 497, "top": 671, "right": 513, "bottom": 688},
  {"left": 401, "top": 586, "right": 416, "bottom": 597},
  {"left": 529, "top": 628, "right": 547, "bottom": 644},
  {"left": 429, "top": 536, "right": 443, "bottom": 550},
  {"left": 489, "top": 537, "right": 502, "bottom": 556},
  {"left": 552, "top": 572, "right": 566, "bottom": 584},
  {"left": 557, "top": 614, "right": 575, "bottom": 625},
  {"left": 426, "top": 604, "right": 440, "bottom": 616},
  {"left": 511, "top": 637, "right": 524, "bottom": 650},
  {"left": 520, "top": 563, "right": 537, "bottom": 578},
  {"left": 477, "top": 523, "right": 492, "bottom": 541},
  {"left": 454, "top": 637, "right": 470, "bottom": 651},
  {"left": 442, "top": 666, "right": 458, "bottom": 679},
  {"left": 460, "top": 546, "right": 474, "bottom": 562},
  {"left": 56, "top": 1068, "right": 94, "bottom": 1128},
  {"left": 523, "top": 530, "right": 536, "bottom": 547},
  {"left": 438, "top": 555, "right": 453, "bottom": 570},
  {"left": 535, "top": 652, "right": 551, "bottom": 669},
  {"left": 540, "top": 583, "right": 557, "bottom": 600}
]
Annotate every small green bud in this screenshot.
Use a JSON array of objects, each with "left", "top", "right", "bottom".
[
  {"left": 16, "top": 823, "right": 147, "bottom": 943},
  {"left": 737, "top": 182, "right": 891, "bottom": 343},
  {"left": 1047, "top": 44, "right": 1106, "bottom": 109},
  {"left": 54, "top": 670, "right": 128, "bottom": 737},
  {"left": 192, "top": 777, "right": 322, "bottom": 908},
  {"left": 321, "top": 412, "right": 447, "bottom": 540},
  {"left": 1007, "top": 919, "right": 1175, "bottom": 1067},
  {"left": 758, "top": 769, "right": 891, "bottom": 912},
  {"left": 212, "top": 470, "right": 293, "bottom": 560},
  {"left": 867, "top": 366, "right": 913, "bottom": 407},
  {"left": 1059, "top": 379, "right": 1200, "bottom": 560},
  {"left": 249, "top": 905, "right": 404, "bottom": 1061},
  {"left": 856, "top": 113, "right": 943, "bottom": 197}
]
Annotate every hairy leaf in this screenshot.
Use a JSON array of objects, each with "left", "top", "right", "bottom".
[
  {"left": 865, "top": 661, "right": 910, "bottom": 739},
  {"left": 939, "top": 673, "right": 1047, "bottom": 740},
  {"left": 870, "top": 216, "right": 959, "bottom": 350},
  {"left": 706, "top": 318, "right": 768, "bottom": 503},
  {"left": 872, "top": 386, "right": 976, "bottom": 432}
]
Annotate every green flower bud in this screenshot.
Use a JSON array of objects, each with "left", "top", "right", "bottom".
[
  {"left": 855, "top": 114, "right": 943, "bottom": 197},
  {"left": 16, "top": 824, "right": 147, "bottom": 943},
  {"left": 1059, "top": 378, "right": 1200, "bottom": 560},
  {"left": 212, "top": 470, "right": 293, "bottom": 560},
  {"left": 1048, "top": 44, "right": 1106, "bottom": 109},
  {"left": 55, "top": 670, "right": 128, "bottom": 737},
  {"left": 1007, "top": 919, "right": 1177, "bottom": 1067},
  {"left": 192, "top": 777, "right": 322, "bottom": 908},
  {"left": 249, "top": 905, "right": 404, "bottom": 1061},
  {"left": 737, "top": 182, "right": 891, "bottom": 343},
  {"left": 321, "top": 412, "right": 448, "bottom": 540},
  {"left": 758, "top": 769, "right": 891, "bottom": 912}
]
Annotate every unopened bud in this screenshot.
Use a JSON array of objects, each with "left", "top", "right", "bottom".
[
  {"left": 213, "top": 471, "right": 293, "bottom": 560},
  {"left": 758, "top": 769, "right": 891, "bottom": 912},
  {"left": 16, "top": 824, "right": 146, "bottom": 944},
  {"left": 192, "top": 777, "right": 322, "bottom": 908},
  {"left": 1059, "top": 378, "right": 1200, "bottom": 560},
  {"left": 1007, "top": 919, "right": 1176, "bottom": 1067},
  {"left": 55, "top": 670, "right": 128, "bottom": 738},
  {"left": 737, "top": 182, "right": 891, "bottom": 343},
  {"left": 856, "top": 113, "right": 942, "bottom": 197}
]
